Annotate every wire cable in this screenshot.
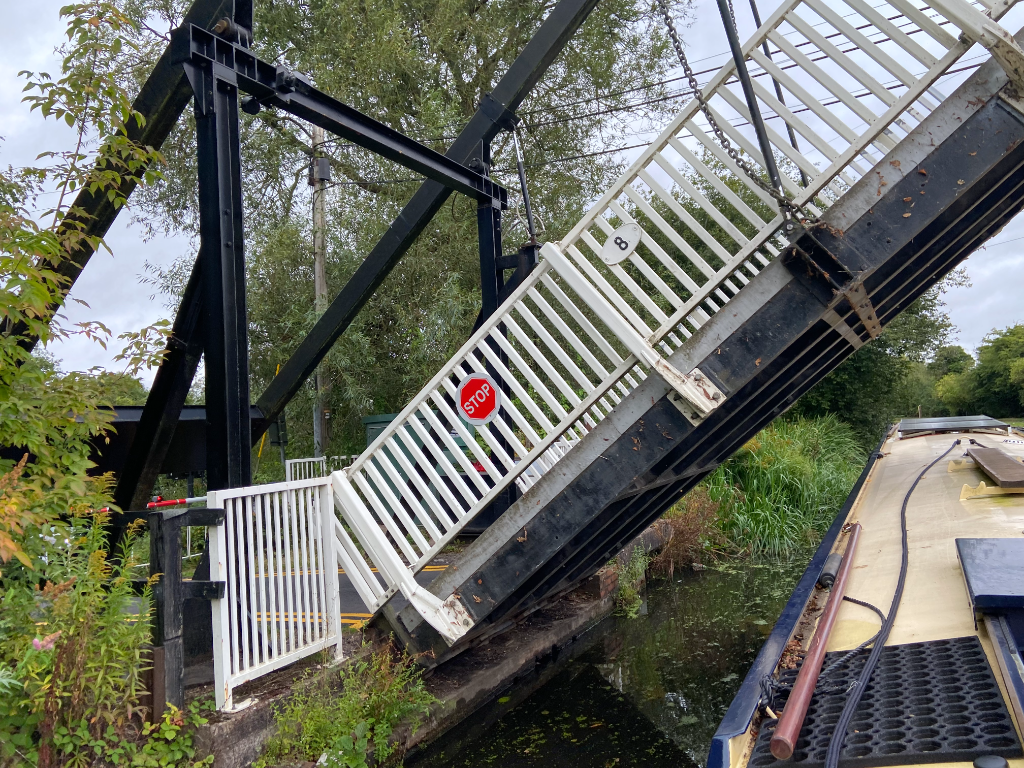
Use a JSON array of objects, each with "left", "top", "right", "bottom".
[{"left": 823, "top": 439, "right": 962, "bottom": 768}]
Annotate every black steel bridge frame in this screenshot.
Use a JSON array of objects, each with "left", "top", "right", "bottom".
[{"left": 42, "top": 0, "right": 612, "bottom": 539}]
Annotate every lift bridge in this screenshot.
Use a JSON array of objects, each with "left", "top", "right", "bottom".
[{"left": 39, "top": 0, "right": 1024, "bottom": 712}]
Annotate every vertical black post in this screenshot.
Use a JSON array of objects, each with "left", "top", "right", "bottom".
[
  {"left": 472, "top": 139, "right": 521, "bottom": 518},
  {"left": 149, "top": 507, "right": 225, "bottom": 713},
  {"left": 192, "top": 61, "right": 251, "bottom": 491},
  {"left": 150, "top": 511, "right": 184, "bottom": 710},
  {"left": 475, "top": 141, "right": 503, "bottom": 319},
  {"left": 715, "top": 0, "right": 785, "bottom": 197}
]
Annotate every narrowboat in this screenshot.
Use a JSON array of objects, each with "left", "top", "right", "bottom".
[{"left": 710, "top": 415, "right": 1024, "bottom": 768}]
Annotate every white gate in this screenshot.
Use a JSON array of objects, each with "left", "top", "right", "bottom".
[
  {"left": 285, "top": 456, "right": 327, "bottom": 481},
  {"left": 207, "top": 478, "right": 341, "bottom": 710}
]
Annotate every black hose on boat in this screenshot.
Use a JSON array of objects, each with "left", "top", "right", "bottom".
[
  {"left": 761, "top": 595, "right": 887, "bottom": 712},
  {"left": 822, "top": 440, "right": 961, "bottom": 768}
]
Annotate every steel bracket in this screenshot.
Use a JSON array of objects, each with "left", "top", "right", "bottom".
[
  {"left": 657, "top": 362, "right": 725, "bottom": 424},
  {"left": 781, "top": 222, "right": 880, "bottom": 341},
  {"left": 479, "top": 92, "right": 520, "bottom": 131},
  {"left": 840, "top": 281, "right": 882, "bottom": 339}
]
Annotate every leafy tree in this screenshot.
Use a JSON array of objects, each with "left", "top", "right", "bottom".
[
  {"left": 1, "top": 0, "right": 168, "bottom": 566},
  {"left": 971, "top": 325, "right": 1024, "bottom": 416},
  {"left": 929, "top": 344, "right": 974, "bottom": 378},
  {"left": 0, "top": 2, "right": 179, "bottom": 761},
  {"left": 936, "top": 325, "right": 1024, "bottom": 417}
]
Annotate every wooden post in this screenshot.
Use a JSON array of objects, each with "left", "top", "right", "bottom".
[{"left": 312, "top": 125, "right": 329, "bottom": 458}]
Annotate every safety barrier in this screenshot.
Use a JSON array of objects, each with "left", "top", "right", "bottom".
[
  {"left": 285, "top": 456, "right": 327, "bottom": 481},
  {"left": 328, "top": 0, "right": 1021, "bottom": 645},
  {"left": 207, "top": 478, "right": 341, "bottom": 710},
  {"left": 285, "top": 456, "right": 356, "bottom": 481}
]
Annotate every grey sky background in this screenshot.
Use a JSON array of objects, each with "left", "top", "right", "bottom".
[{"left": 2, "top": 0, "right": 1022, "bottom": 387}]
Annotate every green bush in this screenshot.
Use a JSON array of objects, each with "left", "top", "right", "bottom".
[
  {"left": 257, "top": 645, "right": 436, "bottom": 768},
  {"left": 615, "top": 546, "right": 651, "bottom": 619},
  {"left": 0, "top": 513, "right": 212, "bottom": 768},
  {"left": 708, "top": 415, "right": 865, "bottom": 556}
]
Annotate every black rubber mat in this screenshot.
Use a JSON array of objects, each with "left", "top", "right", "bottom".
[{"left": 751, "top": 636, "right": 1022, "bottom": 768}]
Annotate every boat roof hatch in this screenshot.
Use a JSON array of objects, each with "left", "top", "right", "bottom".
[{"left": 956, "top": 538, "right": 1024, "bottom": 612}]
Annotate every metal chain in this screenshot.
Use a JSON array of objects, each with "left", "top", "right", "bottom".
[
  {"left": 654, "top": 0, "right": 815, "bottom": 223},
  {"left": 725, "top": 0, "right": 739, "bottom": 35}
]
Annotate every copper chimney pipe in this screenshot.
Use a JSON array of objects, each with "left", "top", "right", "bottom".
[{"left": 770, "top": 523, "right": 863, "bottom": 760}]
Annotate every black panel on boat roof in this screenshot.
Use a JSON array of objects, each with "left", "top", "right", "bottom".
[
  {"left": 898, "top": 415, "right": 1010, "bottom": 436},
  {"left": 956, "top": 539, "right": 1024, "bottom": 611},
  {"left": 751, "top": 637, "right": 1022, "bottom": 768}
]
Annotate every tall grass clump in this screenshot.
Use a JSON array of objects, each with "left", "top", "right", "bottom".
[
  {"left": 616, "top": 546, "right": 652, "bottom": 618},
  {"left": 256, "top": 644, "right": 435, "bottom": 768},
  {"left": 658, "top": 416, "right": 865, "bottom": 560},
  {"left": 714, "top": 415, "right": 865, "bottom": 555}
]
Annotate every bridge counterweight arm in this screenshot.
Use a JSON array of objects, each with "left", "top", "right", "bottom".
[{"left": 172, "top": 24, "right": 508, "bottom": 207}]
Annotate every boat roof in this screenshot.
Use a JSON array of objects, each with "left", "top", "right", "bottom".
[
  {"left": 710, "top": 421, "right": 1024, "bottom": 768},
  {"left": 836, "top": 430, "right": 1023, "bottom": 648}
]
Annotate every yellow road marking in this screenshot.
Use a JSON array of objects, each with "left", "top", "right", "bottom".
[{"left": 258, "top": 564, "right": 447, "bottom": 577}]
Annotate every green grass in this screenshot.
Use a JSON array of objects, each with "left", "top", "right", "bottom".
[
  {"left": 703, "top": 415, "right": 865, "bottom": 557},
  {"left": 256, "top": 645, "right": 435, "bottom": 768},
  {"left": 615, "top": 546, "right": 652, "bottom": 619}
]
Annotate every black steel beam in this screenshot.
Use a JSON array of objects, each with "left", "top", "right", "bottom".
[
  {"left": 497, "top": 170, "right": 1024, "bottom": 631},
  {"left": 94, "top": 405, "right": 268, "bottom": 477},
  {"left": 254, "top": 0, "right": 603, "bottom": 428},
  {"left": 112, "top": 259, "right": 204, "bottom": 526},
  {"left": 8, "top": 0, "right": 233, "bottom": 351},
  {"left": 521, "top": 171, "right": 1024, "bottom": 617},
  {"left": 484, "top": 92, "right": 1024, "bottom": 628},
  {"left": 172, "top": 25, "right": 507, "bottom": 206},
  {"left": 482, "top": 96, "right": 1024, "bottom": 631},
  {"left": 189, "top": 53, "right": 252, "bottom": 490}
]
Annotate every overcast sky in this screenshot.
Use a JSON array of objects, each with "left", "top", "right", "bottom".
[{"left": 3, "top": 0, "right": 1023, "bottom": 386}]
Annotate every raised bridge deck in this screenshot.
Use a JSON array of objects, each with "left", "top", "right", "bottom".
[{"left": 162, "top": 0, "right": 1024, "bottom": 709}]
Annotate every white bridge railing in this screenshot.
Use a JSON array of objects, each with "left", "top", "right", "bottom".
[
  {"left": 330, "top": 0, "right": 1020, "bottom": 646},
  {"left": 285, "top": 455, "right": 356, "bottom": 481}
]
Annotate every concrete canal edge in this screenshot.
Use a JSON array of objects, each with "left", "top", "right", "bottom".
[{"left": 193, "top": 520, "right": 673, "bottom": 767}]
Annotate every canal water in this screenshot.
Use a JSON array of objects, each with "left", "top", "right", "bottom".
[{"left": 407, "top": 556, "right": 810, "bottom": 768}]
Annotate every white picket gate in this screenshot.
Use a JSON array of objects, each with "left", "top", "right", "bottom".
[
  {"left": 207, "top": 478, "right": 341, "bottom": 710},
  {"left": 285, "top": 456, "right": 327, "bottom": 481},
  {"left": 285, "top": 456, "right": 356, "bottom": 480},
  {"left": 329, "top": 0, "right": 1024, "bottom": 645}
]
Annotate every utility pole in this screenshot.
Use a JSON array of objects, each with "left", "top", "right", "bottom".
[{"left": 311, "top": 125, "right": 330, "bottom": 457}]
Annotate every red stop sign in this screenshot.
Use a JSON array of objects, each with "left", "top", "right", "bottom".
[{"left": 457, "top": 373, "right": 500, "bottom": 425}]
